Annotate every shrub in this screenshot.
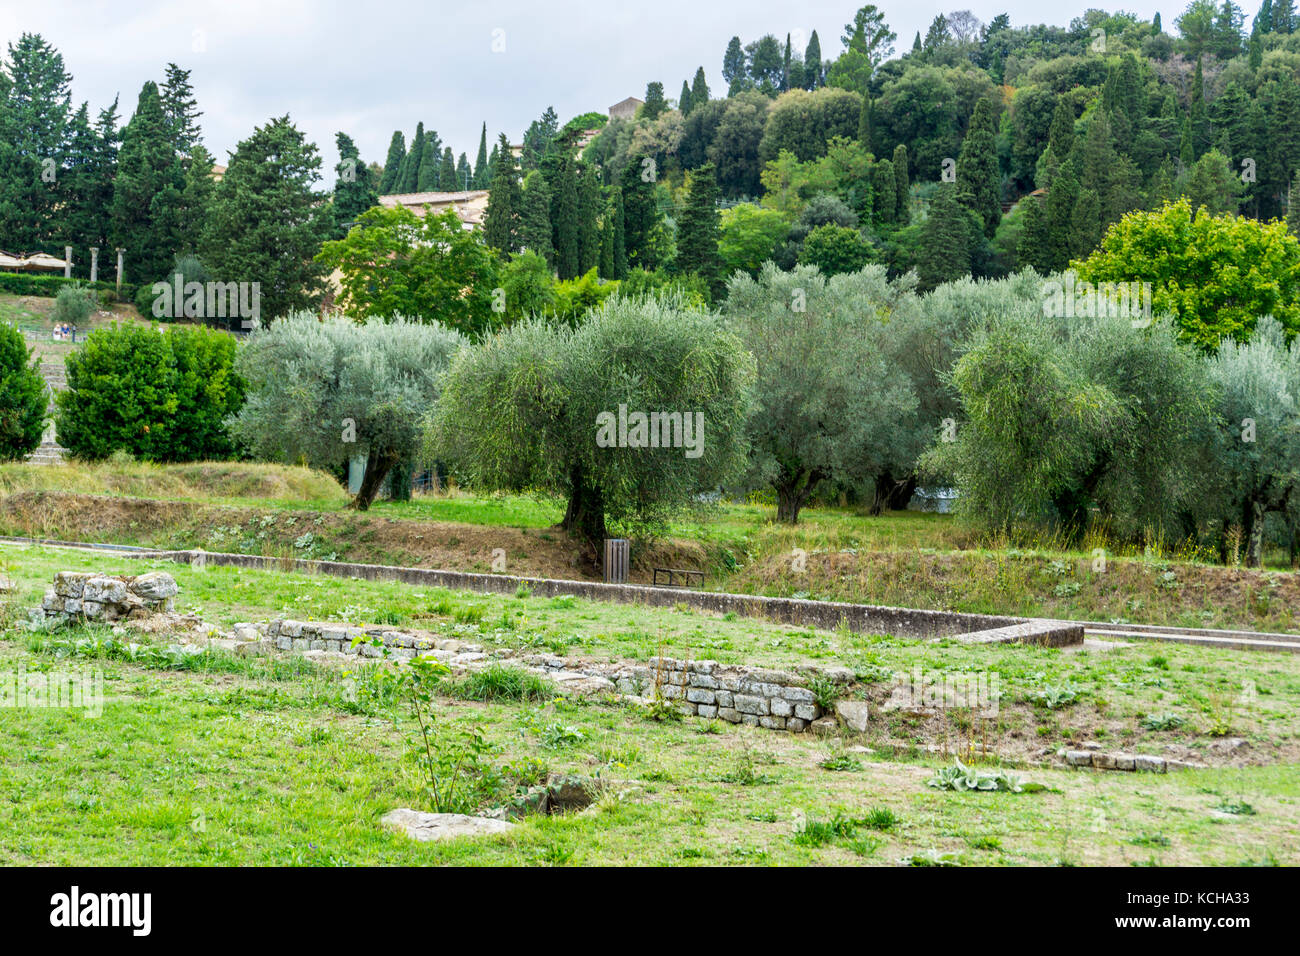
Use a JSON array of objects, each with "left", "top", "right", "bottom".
[
  {"left": 53, "top": 283, "right": 96, "bottom": 327},
  {"left": 55, "top": 323, "right": 244, "bottom": 461},
  {"left": 0, "top": 323, "right": 48, "bottom": 459},
  {"left": 0, "top": 271, "right": 134, "bottom": 303}
]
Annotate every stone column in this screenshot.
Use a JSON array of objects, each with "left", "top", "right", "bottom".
[
  {"left": 89, "top": 247, "right": 99, "bottom": 283},
  {"left": 115, "top": 248, "right": 125, "bottom": 294},
  {"left": 64, "top": 246, "right": 72, "bottom": 279}
]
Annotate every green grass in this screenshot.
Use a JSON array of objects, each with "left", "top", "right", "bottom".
[{"left": 0, "top": 540, "right": 1297, "bottom": 865}]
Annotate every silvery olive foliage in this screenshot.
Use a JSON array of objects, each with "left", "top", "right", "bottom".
[{"left": 227, "top": 313, "right": 464, "bottom": 509}]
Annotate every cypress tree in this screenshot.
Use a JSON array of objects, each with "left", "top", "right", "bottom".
[
  {"left": 1287, "top": 171, "right": 1300, "bottom": 237},
  {"left": 871, "top": 159, "right": 896, "bottom": 224},
  {"left": 519, "top": 170, "right": 554, "bottom": 266},
  {"left": 440, "top": 147, "right": 457, "bottom": 190},
  {"left": 620, "top": 160, "right": 658, "bottom": 270},
  {"left": 917, "top": 182, "right": 974, "bottom": 289},
  {"left": 858, "top": 95, "right": 872, "bottom": 147},
  {"left": 577, "top": 163, "right": 602, "bottom": 274},
  {"left": 892, "top": 144, "right": 910, "bottom": 222},
  {"left": 456, "top": 152, "right": 472, "bottom": 191},
  {"left": 379, "top": 131, "right": 405, "bottom": 194},
  {"left": 416, "top": 134, "right": 439, "bottom": 191},
  {"left": 178, "top": 141, "right": 216, "bottom": 249},
  {"left": 551, "top": 151, "right": 580, "bottom": 279},
  {"left": 473, "top": 123, "right": 489, "bottom": 187},
  {"left": 957, "top": 98, "right": 1001, "bottom": 236},
  {"left": 1048, "top": 99, "right": 1075, "bottom": 159},
  {"left": 679, "top": 80, "right": 694, "bottom": 116},
  {"left": 805, "top": 31, "right": 822, "bottom": 88},
  {"left": 643, "top": 82, "right": 667, "bottom": 121},
  {"left": 691, "top": 67, "right": 710, "bottom": 107},
  {"left": 400, "top": 123, "right": 425, "bottom": 192},
  {"left": 676, "top": 162, "right": 723, "bottom": 295},
  {"left": 612, "top": 188, "right": 628, "bottom": 279},
  {"left": 483, "top": 133, "right": 521, "bottom": 256},
  {"left": 1070, "top": 187, "right": 1102, "bottom": 257},
  {"left": 1153, "top": 11, "right": 1163, "bottom": 32}
]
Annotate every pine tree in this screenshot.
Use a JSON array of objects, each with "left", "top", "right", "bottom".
[
  {"left": 1287, "top": 171, "right": 1300, "bottom": 236},
  {"left": 692, "top": 67, "right": 711, "bottom": 107},
  {"left": 805, "top": 31, "right": 822, "bottom": 88},
  {"left": 722, "top": 37, "right": 747, "bottom": 92},
  {"left": 379, "top": 131, "right": 405, "bottom": 194},
  {"left": 519, "top": 170, "right": 554, "bottom": 266},
  {"left": 892, "top": 144, "right": 910, "bottom": 222},
  {"left": 111, "top": 81, "right": 185, "bottom": 284},
  {"left": 0, "top": 33, "right": 72, "bottom": 252},
  {"left": 160, "top": 62, "right": 202, "bottom": 155},
  {"left": 200, "top": 115, "right": 331, "bottom": 323},
  {"left": 483, "top": 133, "right": 521, "bottom": 256},
  {"left": 676, "top": 162, "right": 722, "bottom": 295},
  {"left": 473, "top": 123, "right": 489, "bottom": 187},
  {"left": 332, "top": 132, "right": 378, "bottom": 237}
]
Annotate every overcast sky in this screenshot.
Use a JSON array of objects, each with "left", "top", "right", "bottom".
[{"left": 4, "top": 1, "right": 1183, "bottom": 185}]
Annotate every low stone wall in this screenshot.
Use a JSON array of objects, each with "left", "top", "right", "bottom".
[
  {"left": 129, "top": 548, "right": 1083, "bottom": 646},
  {"left": 37, "top": 570, "right": 178, "bottom": 623}
]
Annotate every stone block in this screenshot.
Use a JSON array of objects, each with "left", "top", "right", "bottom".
[
  {"left": 83, "top": 577, "right": 128, "bottom": 604},
  {"left": 794, "top": 703, "right": 819, "bottom": 721},
  {"left": 787, "top": 717, "right": 809, "bottom": 733},
  {"left": 782, "top": 686, "right": 815, "bottom": 703},
  {"left": 759, "top": 715, "right": 786, "bottom": 730},
  {"left": 1092, "top": 753, "right": 1117, "bottom": 770},
  {"left": 769, "top": 697, "right": 793, "bottom": 717},
  {"left": 717, "top": 707, "right": 742, "bottom": 723},
  {"left": 685, "top": 687, "right": 715, "bottom": 705},
  {"left": 714, "top": 690, "right": 733, "bottom": 708},
  {"left": 1064, "top": 750, "right": 1094, "bottom": 767},
  {"left": 129, "top": 571, "right": 179, "bottom": 601},
  {"left": 1134, "top": 755, "right": 1166, "bottom": 773},
  {"left": 697, "top": 704, "right": 718, "bottom": 719},
  {"left": 1114, "top": 754, "right": 1136, "bottom": 771},
  {"left": 835, "top": 700, "right": 870, "bottom": 733},
  {"left": 733, "top": 694, "right": 768, "bottom": 716}
]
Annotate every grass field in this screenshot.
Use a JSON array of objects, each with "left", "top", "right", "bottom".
[{"left": 0, "top": 541, "right": 1296, "bottom": 865}]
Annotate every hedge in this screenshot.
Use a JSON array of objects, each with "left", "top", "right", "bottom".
[{"left": 0, "top": 271, "right": 136, "bottom": 306}]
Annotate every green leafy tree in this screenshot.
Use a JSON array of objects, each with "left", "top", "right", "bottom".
[
  {"left": 0, "top": 323, "right": 47, "bottom": 460},
  {"left": 316, "top": 205, "right": 499, "bottom": 335},
  {"left": 0, "top": 33, "right": 71, "bottom": 252},
  {"left": 1073, "top": 199, "right": 1300, "bottom": 348},
  {"left": 200, "top": 116, "right": 331, "bottom": 323},
  {"left": 718, "top": 204, "right": 790, "bottom": 276},
  {"left": 643, "top": 82, "right": 667, "bottom": 121},
  {"left": 798, "top": 223, "right": 874, "bottom": 275},
  {"left": 56, "top": 324, "right": 243, "bottom": 462},
  {"left": 691, "top": 67, "right": 711, "bottom": 107}
]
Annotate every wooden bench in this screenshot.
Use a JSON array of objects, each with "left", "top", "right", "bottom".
[{"left": 652, "top": 568, "right": 704, "bottom": 589}]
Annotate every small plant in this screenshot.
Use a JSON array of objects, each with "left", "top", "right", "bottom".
[
  {"left": 1141, "top": 712, "right": 1186, "bottom": 731},
  {"left": 454, "top": 604, "right": 486, "bottom": 625},
  {"left": 514, "top": 584, "right": 531, "bottom": 599},
  {"left": 539, "top": 721, "right": 586, "bottom": 749},
  {"left": 807, "top": 675, "right": 839, "bottom": 710},
  {"left": 1129, "top": 833, "right": 1170, "bottom": 848},
  {"left": 926, "top": 759, "right": 1036, "bottom": 793},
  {"left": 1213, "top": 800, "right": 1256, "bottom": 816},
  {"left": 818, "top": 753, "right": 862, "bottom": 772},
  {"left": 792, "top": 811, "right": 859, "bottom": 847},
  {"left": 861, "top": 806, "right": 900, "bottom": 831},
  {"left": 968, "top": 834, "right": 1002, "bottom": 851},
  {"left": 1029, "top": 684, "right": 1079, "bottom": 710},
  {"left": 903, "top": 850, "right": 962, "bottom": 866}
]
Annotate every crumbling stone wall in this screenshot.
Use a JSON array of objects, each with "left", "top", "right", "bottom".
[{"left": 38, "top": 571, "right": 178, "bottom": 623}]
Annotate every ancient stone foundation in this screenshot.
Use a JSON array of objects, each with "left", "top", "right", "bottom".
[{"left": 37, "top": 571, "right": 178, "bottom": 623}]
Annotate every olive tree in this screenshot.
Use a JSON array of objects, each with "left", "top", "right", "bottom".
[
  {"left": 1205, "top": 317, "right": 1300, "bottom": 567},
  {"left": 723, "top": 263, "right": 918, "bottom": 523},
  {"left": 429, "top": 295, "right": 754, "bottom": 553},
  {"left": 227, "top": 313, "right": 464, "bottom": 509},
  {"left": 927, "top": 286, "right": 1215, "bottom": 541}
]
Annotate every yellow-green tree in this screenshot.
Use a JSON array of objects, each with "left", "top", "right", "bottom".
[{"left": 1073, "top": 199, "right": 1300, "bottom": 349}]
